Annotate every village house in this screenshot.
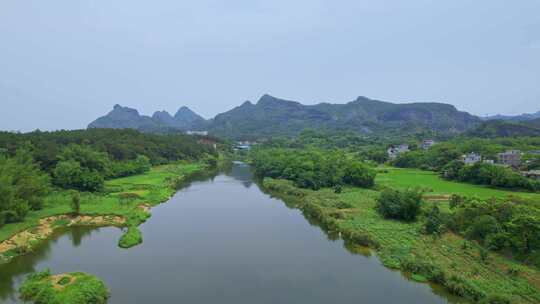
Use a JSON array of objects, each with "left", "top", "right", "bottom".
[
  {"left": 387, "top": 144, "right": 410, "bottom": 160},
  {"left": 234, "top": 141, "right": 257, "bottom": 151},
  {"left": 522, "top": 170, "right": 540, "bottom": 180},
  {"left": 462, "top": 152, "right": 482, "bottom": 165},
  {"left": 421, "top": 140, "right": 436, "bottom": 150},
  {"left": 498, "top": 150, "right": 522, "bottom": 167},
  {"left": 186, "top": 130, "right": 208, "bottom": 136}
]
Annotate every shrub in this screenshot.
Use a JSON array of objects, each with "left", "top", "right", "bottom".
[
  {"left": 445, "top": 275, "right": 485, "bottom": 301},
  {"left": 376, "top": 188, "right": 423, "bottom": 221},
  {"left": 424, "top": 205, "right": 443, "bottom": 235},
  {"left": 118, "top": 227, "right": 143, "bottom": 249},
  {"left": 400, "top": 257, "right": 446, "bottom": 284},
  {"left": 71, "top": 191, "right": 81, "bottom": 215}
]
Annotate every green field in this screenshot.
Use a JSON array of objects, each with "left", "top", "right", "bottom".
[
  {"left": 263, "top": 178, "right": 540, "bottom": 303},
  {"left": 0, "top": 162, "right": 205, "bottom": 244},
  {"left": 376, "top": 167, "right": 540, "bottom": 201}
]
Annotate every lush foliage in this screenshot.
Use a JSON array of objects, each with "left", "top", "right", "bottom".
[
  {"left": 263, "top": 178, "right": 540, "bottom": 303},
  {"left": 392, "top": 137, "right": 540, "bottom": 171},
  {"left": 376, "top": 188, "right": 423, "bottom": 221},
  {"left": 442, "top": 161, "right": 540, "bottom": 192},
  {"left": 448, "top": 197, "right": 540, "bottom": 255},
  {"left": 19, "top": 269, "right": 109, "bottom": 304},
  {"left": 0, "top": 150, "right": 50, "bottom": 226},
  {"left": 251, "top": 148, "right": 376, "bottom": 190},
  {"left": 0, "top": 129, "right": 215, "bottom": 192},
  {"left": 0, "top": 128, "right": 216, "bottom": 171}
]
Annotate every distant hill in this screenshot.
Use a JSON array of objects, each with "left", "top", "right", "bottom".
[
  {"left": 88, "top": 95, "right": 482, "bottom": 139},
  {"left": 207, "top": 94, "right": 481, "bottom": 139},
  {"left": 88, "top": 104, "right": 205, "bottom": 132},
  {"left": 483, "top": 111, "right": 540, "bottom": 121},
  {"left": 468, "top": 119, "right": 540, "bottom": 138}
]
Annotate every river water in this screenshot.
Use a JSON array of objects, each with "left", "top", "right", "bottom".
[{"left": 0, "top": 163, "right": 462, "bottom": 303}]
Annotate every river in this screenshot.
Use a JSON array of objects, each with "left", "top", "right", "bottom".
[{"left": 0, "top": 162, "right": 462, "bottom": 303}]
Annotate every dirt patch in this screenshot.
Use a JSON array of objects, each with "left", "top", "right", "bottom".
[
  {"left": 137, "top": 203, "right": 152, "bottom": 213},
  {"left": 0, "top": 214, "right": 126, "bottom": 257},
  {"left": 50, "top": 273, "right": 76, "bottom": 291},
  {"left": 423, "top": 195, "right": 450, "bottom": 202}
]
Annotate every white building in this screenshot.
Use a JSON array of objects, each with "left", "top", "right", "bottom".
[
  {"left": 387, "top": 144, "right": 410, "bottom": 160},
  {"left": 498, "top": 150, "right": 522, "bottom": 167},
  {"left": 421, "top": 140, "right": 436, "bottom": 150},
  {"left": 462, "top": 152, "right": 482, "bottom": 165},
  {"left": 186, "top": 130, "right": 208, "bottom": 136}
]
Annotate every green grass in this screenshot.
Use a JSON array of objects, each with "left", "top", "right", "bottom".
[
  {"left": 19, "top": 269, "right": 108, "bottom": 304},
  {"left": 263, "top": 178, "right": 540, "bottom": 304},
  {"left": 118, "top": 226, "right": 143, "bottom": 249},
  {"left": 0, "top": 162, "right": 206, "bottom": 244},
  {"left": 376, "top": 167, "right": 540, "bottom": 200}
]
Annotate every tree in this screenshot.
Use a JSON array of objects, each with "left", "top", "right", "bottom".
[
  {"left": 71, "top": 191, "right": 81, "bottom": 215},
  {"left": 376, "top": 188, "right": 423, "bottom": 221},
  {"left": 342, "top": 162, "right": 376, "bottom": 188},
  {"left": 0, "top": 150, "right": 50, "bottom": 224},
  {"left": 509, "top": 213, "right": 540, "bottom": 254},
  {"left": 53, "top": 160, "right": 104, "bottom": 192}
]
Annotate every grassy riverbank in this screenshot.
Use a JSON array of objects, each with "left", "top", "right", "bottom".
[
  {"left": 263, "top": 178, "right": 540, "bottom": 304},
  {"left": 0, "top": 162, "right": 208, "bottom": 260},
  {"left": 376, "top": 167, "right": 540, "bottom": 201}
]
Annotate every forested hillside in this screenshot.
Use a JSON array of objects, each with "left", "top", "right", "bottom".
[{"left": 87, "top": 94, "right": 482, "bottom": 139}]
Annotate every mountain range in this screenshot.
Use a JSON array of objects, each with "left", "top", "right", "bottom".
[
  {"left": 87, "top": 95, "right": 539, "bottom": 139},
  {"left": 88, "top": 104, "right": 206, "bottom": 132},
  {"left": 483, "top": 111, "right": 540, "bottom": 122}
]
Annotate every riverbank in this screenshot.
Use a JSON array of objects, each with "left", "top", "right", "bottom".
[
  {"left": 0, "top": 161, "right": 210, "bottom": 263},
  {"left": 262, "top": 178, "right": 540, "bottom": 304}
]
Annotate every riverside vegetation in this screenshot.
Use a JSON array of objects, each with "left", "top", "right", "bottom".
[
  {"left": 252, "top": 147, "right": 540, "bottom": 304},
  {"left": 19, "top": 269, "right": 109, "bottom": 304},
  {"left": 0, "top": 129, "right": 218, "bottom": 302},
  {"left": 0, "top": 130, "right": 216, "bottom": 261}
]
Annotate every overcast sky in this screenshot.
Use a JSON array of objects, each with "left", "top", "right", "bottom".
[{"left": 1, "top": 0, "right": 539, "bottom": 131}]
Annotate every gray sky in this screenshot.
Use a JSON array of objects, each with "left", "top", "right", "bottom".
[{"left": 1, "top": 0, "right": 539, "bottom": 131}]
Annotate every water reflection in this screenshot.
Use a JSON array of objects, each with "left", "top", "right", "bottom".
[{"left": 0, "top": 227, "right": 99, "bottom": 301}]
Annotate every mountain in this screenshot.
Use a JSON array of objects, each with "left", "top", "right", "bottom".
[
  {"left": 173, "top": 106, "right": 206, "bottom": 129},
  {"left": 468, "top": 119, "right": 540, "bottom": 138},
  {"left": 88, "top": 105, "right": 205, "bottom": 132},
  {"left": 88, "top": 104, "right": 159, "bottom": 130},
  {"left": 87, "top": 94, "right": 482, "bottom": 138},
  {"left": 207, "top": 94, "right": 481, "bottom": 139},
  {"left": 483, "top": 111, "right": 540, "bottom": 121}
]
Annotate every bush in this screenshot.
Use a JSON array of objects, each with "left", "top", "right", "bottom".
[
  {"left": 400, "top": 257, "right": 446, "bottom": 284},
  {"left": 424, "top": 205, "right": 443, "bottom": 235},
  {"left": 342, "top": 163, "right": 376, "bottom": 188},
  {"left": 71, "top": 191, "right": 81, "bottom": 215},
  {"left": 376, "top": 188, "right": 423, "bottom": 221},
  {"left": 445, "top": 275, "right": 485, "bottom": 301},
  {"left": 118, "top": 226, "right": 143, "bottom": 248}
]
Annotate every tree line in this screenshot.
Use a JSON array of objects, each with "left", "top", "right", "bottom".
[
  {"left": 0, "top": 128, "right": 216, "bottom": 227},
  {"left": 250, "top": 148, "right": 376, "bottom": 190}
]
